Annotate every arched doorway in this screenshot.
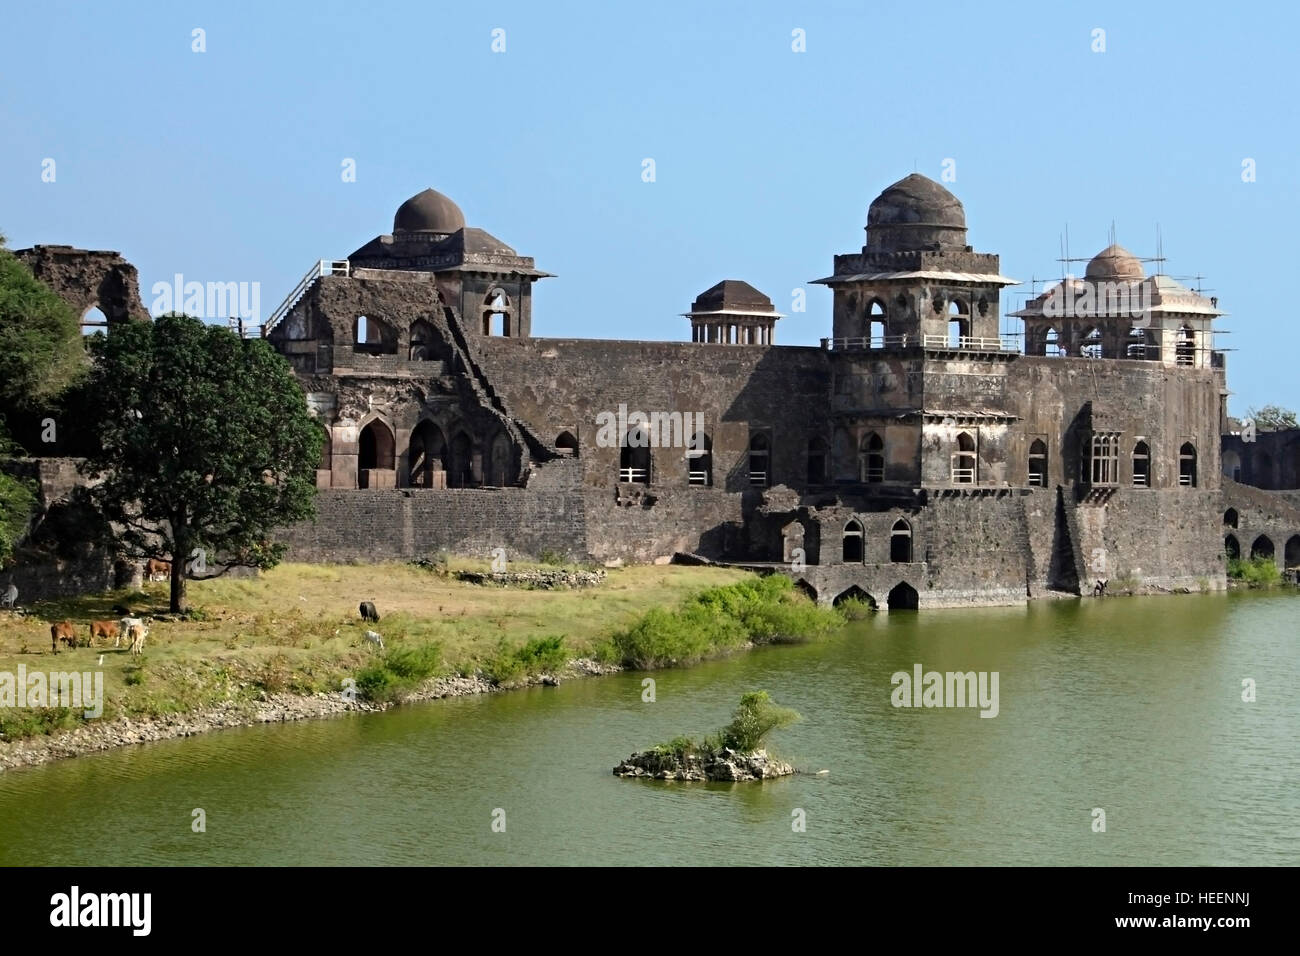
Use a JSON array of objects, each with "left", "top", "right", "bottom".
[
  {"left": 407, "top": 420, "right": 447, "bottom": 487},
  {"left": 486, "top": 431, "right": 512, "bottom": 487},
  {"left": 448, "top": 431, "right": 474, "bottom": 488},
  {"left": 887, "top": 581, "right": 919, "bottom": 610},
  {"left": 358, "top": 420, "right": 395, "bottom": 488},
  {"left": 1224, "top": 534, "right": 1239, "bottom": 560},
  {"left": 1285, "top": 535, "right": 1300, "bottom": 569},
  {"left": 833, "top": 585, "right": 875, "bottom": 608},
  {"left": 1250, "top": 535, "right": 1274, "bottom": 561},
  {"left": 795, "top": 580, "right": 818, "bottom": 603}
]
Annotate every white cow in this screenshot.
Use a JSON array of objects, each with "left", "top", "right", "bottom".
[
  {"left": 128, "top": 622, "right": 148, "bottom": 656},
  {"left": 363, "top": 630, "right": 385, "bottom": 651},
  {"left": 1, "top": 584, "right": 17, "bottom": 609}
]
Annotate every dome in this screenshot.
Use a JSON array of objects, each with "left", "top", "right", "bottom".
[
  {"left": 865, "top": 173, "right": 967, "bottom": 253},
  {"left": 393, "top": 188, "right": 465, "bottom": 234},
  {"left": 1085, "top": 244, "right": 1144, "bottom": 281}
]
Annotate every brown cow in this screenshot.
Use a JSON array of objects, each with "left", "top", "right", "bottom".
[
  {"left": 89, "top": 620, "right": 120, "bottom": 646},
  {"left": 145, "top": 558, "right": 171, "bottom": 582},
  {"left": 50, "top": 620, "right": 76, "bottom": 652}
]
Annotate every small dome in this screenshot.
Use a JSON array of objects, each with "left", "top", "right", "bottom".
[
  {"left": 688, "top": 279, "right": 777, "bottom": 315},
  {"left": 1085, "top": 244, "right": 1144, "bottom": 281},
  {"left": 393, "top": 188, "right": 465, "bottom": 234},
  {"left": 866, "top": 173, "right": 967, "bottom": 252}
]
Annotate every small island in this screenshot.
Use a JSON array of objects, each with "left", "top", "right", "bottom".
[{"left": 614, "top": 691, "right": 800, "bottom": 782}]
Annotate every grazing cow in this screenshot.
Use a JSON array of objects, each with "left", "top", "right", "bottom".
[
  {"left": 1, "top": 583, "right": 17, "bottom": 609},
  {"left": 145, "top": 558, "right": 171, "bottom": 582},
  {"left": 50, "top": 620, "right": 76, "bottom": 652},
  {"left": 363, "top": 630, "right": 385, "bottom": 651},
  {"left": 359, "top": 601, "right": 380, "bottom": 623},
  {"left": 89, "top": 620, "right": 120, "bottom": 646},
  {"left": 127, "top": 621, "right": 149, "bottom": 656},
  {"left": 1093, "top": 578, "right": 1109, "bottom": 597},
  {"left": 117, "top": 617, "right": 145, "bottom": 648}
]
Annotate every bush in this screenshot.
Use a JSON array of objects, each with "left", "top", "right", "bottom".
[
  {"left": 354, "top": 641, "right": 443, "bottom": 702},
  {"left": 611, "top": 575, "right": 841, "bottom": 668},
  {"left": 835, "top": 595, "right": 875, "bottom": 621},
  {"left": 1228, "top": 556, "right": 1281, "bottom": 586},
  {"left": 483, "top": 635, "right": 567, "bottom": 685},
  {"left": 716, "top": 691, "right": 801, "bottom": 753},
  {"left": 537, "top": 550, "right": 565, "bottom": 566},
  {"left": 123, "top": 664, "right": 147, "bottom": 687}
]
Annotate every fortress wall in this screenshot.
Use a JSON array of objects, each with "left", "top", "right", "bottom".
[
  {"left": 276, "top": 485, "right": 587, "bottom": 564},
  {"left": 471, "top": 338, "right": 831, "bottom": 491}
]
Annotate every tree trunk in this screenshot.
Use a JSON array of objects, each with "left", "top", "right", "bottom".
[{"left": 170, "top": 554, "right": 187, "bottom": 613}]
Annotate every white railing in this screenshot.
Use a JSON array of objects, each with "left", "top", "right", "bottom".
[
  {"left": 263, "top": 259, "right": 350, "bottom": 335},
  {"left": 1028, "top": 473, "right": 1046, "bottom": 486},
  {"left": 1132, "top": 474, "right": 1148, "bottom": 487},
  {"left": 922, "top": 334, "right": 1015, "bottom": 351},
  {"left": 688, "top": 470, "right": 710, "bottom": 485},
  {"left": 822, "top": 334, "right": 919, "bottom": 350},
  {"left": 951, "top": 468, "right": 975, "bottom": 484},
  {"left": 749, "top": 471, "right": 769, "bottom": 486},
  {"left": 619, "top": 467, "right": 648, "bottom": 483},
  {"left": 863, "top": 467, "right": 884, "bottom": 483}
]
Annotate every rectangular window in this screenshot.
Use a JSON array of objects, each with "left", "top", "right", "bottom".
[{"left": 1089, "top": 434, "right": 1120, "bottom": 486}]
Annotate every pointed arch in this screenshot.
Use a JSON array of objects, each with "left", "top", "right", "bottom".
[
  {"left": 1028, "top": 439, "right": 1047, "bottom": 487},
  {"left": 1223, "top": 508, "right": 1238, "bottom": 529},
  {"left": 1132, "top": 441, "right": 1150, "bottom": 487},
  {"left": 833, "top": 585, "right": 875, "bottom": 608},
  {"left": 358, "top": 418, "right": 396, "bottom": 487},
  {"left": 952, "top": 432, "right": 976, "bottom": 484},
  {"left": 448, "top": 430, "right": 474, "bottom": 488},
  {"left": 555, "top": 431, "right": 578, "bottom": 457},
  {"left": 1250, "top": 535, "right": 1274, "bottom": 560},
  {"left": 687, "top": 430, "right": 712, "bottom": 486},
  {"left": 859, "top": 431, "right": 884, "bottom": 483},
  {"left": 887, "top": 581, "right": 919, "bottom": 610},
  {"left": 620, "top": 425, "right": 651, "bottom": 484},
  {"left": 842, "top": 519, "right": 864, "bottom": 563},
  {"left": 890, "top": 518, "right": 913, "bottom": 563},
  {"left": 1224, "top": 534, "right": 1240, "bottom": 560},
  {"left": 407, "top": 419, "right": 447, "bottom": 487},
  {"left": 1179, "top": 442, "right": 1197, "bottom": 487}
]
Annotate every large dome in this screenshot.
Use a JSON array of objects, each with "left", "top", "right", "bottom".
[
  {"left": 393, "top": 188, "right": 466, "bottom": 234},
  {"left": 1084, "top": 243, "right": 1144, "bottom": 281},
  {"left": 866, "top": 173, "right": 967, "bottom": 253}
]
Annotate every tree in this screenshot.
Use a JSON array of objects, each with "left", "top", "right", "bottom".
[
  {"left": 83, "top": 314, "right": 323, "bottom": 611},
  {"left": 717, "top": 691, "right": 802, "bottom": 752},
  {"left": 1246, "top": 405, "right": 1298, "bottom": 432},
  {"left": 0, "top": 441, "right": 36, "bottom": 565},
  {"left": 0, "top": 242, "right": 84, "bottom": 417}
]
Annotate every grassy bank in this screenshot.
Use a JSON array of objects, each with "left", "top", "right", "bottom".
[{"left": 0, "top": 562, "right": 841, "bottom": 740}]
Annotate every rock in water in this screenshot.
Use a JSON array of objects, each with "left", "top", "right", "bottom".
[{"left": 614, "top": 747, "right": 794, "bottom": 782}]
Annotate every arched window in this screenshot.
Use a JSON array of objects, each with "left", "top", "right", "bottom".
[
  {"left": 80, "top": 306, "right": 108, "bottom": 339},
  {"left": 448, "top": 431, "right": 474, "bottom": 487},
  {"left": 1132, "top": 441, "right": 1150, "bottom": 487},
  {"left": 859, "top": 432, "right": 884, "bottom": 483},
  {"left": 1091, "top": 434, "right": 1119, "bottom": 485},
  {"left": 482, "top": 289, "right": 510, "bottom": 337},
  {"left": 1179, "top": 442, "right": 1197, "bottom": 487},
  {"left": 947, "top": 299, "right": 969, "bottom": 347},
  {"left": 1251, "top": 535, "right": 1274, "bottom": 560},
  {"left": 1286, "top": 535, "right": 1300, "bottom": 570},
  {"left": 687, "top": 431, "right": 712, "bottom": 486},
  {"left": 1175, "top": 325, "right": 1196, "bottom": 366},
  {"left": 868, "top": 299, "right": 887, "bottom": 348},
  {"left": 620, "top": 426, "right": 651, "bottom": 484},
  {"left": 555, "top": 431, "right": 578, "bottom": 457},
  {"left": 842, "top": 519, "right": 864, "bottom": 563},
  {"left": 1223, "top": 508, "right": 1238, "bottom": 529},
  {"left": 1044, "top": 327, "right": 1065, "bottom": 357},
  {"left": 748, "top": 433, "right": 770, "bottom": 487},
  {"left": 1224, "top": 534, "right": 1239, "bottom": 560},
  {"left": 354, "top": 315, "right": 396, "bottom": 354},
  {"left": 355, "top": 315, "right": 368, "bottom": 344},
  {"left": 1028, "top": 439, "right": 1047, "bottom": 487},
  {"left": 1080, "top": 327, "right": 1103, "bottom": 359},
  {"left": 807, "top": 436, "right": 828, "bottom": 485},
  {"left": 952, "top": 432, "right": 976, "bottom": 484},
  {"left": 407, "top": 420, "right": 447, "bottom": 487},
  {"left": 409, "top": 319, "right": 438, "bottom": 360},
  {"left": 890, "top": 519, "right": 912, "bottom": 563},
  {"left": 358, "top": 419, "right": 395, "bottom": 488}
]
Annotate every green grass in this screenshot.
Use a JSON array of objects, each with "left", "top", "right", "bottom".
[{"left": 0, "top": 561, "right": 756, "bottom": 739}]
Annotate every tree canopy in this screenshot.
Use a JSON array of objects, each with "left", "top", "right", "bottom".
[
  {"left": 1246, "top": 405, "right": 1299, "bottom": 432},
  {"left": 0, "top": 242, "right": 84, "bottom": 416},
  {"left": 83, "top": 313, "right": 322, "bottom": 611}
]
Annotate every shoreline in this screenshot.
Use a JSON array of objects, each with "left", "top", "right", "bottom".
[{"left": 0, "top": 657, "right": 624, "bottom": 775}]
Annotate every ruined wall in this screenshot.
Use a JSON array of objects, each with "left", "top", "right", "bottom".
[{"left": 13, "top": 245, "right": 149, "bottom": 323}]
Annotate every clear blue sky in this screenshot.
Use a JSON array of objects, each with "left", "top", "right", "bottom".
[{"left": 2, "top": 0, "right": 1294, "bottom": 416}]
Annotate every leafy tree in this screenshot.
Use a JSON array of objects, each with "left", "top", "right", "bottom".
[
  {"left": 83, "top": 313, "right": 322, "bottom": 611},
  {"left": 1246, "top": 405, "right": 1299, "bottom": 432},
  {"left": 0, "top": 242, "right": 84, "bottom": 416},
  {"left": 0, "top": 451, "right": 36, "bottom": 564}
]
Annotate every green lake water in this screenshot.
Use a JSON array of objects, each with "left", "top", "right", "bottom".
[{"left": 1, "top": 591, "right": 1296, "bottom": 865}]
